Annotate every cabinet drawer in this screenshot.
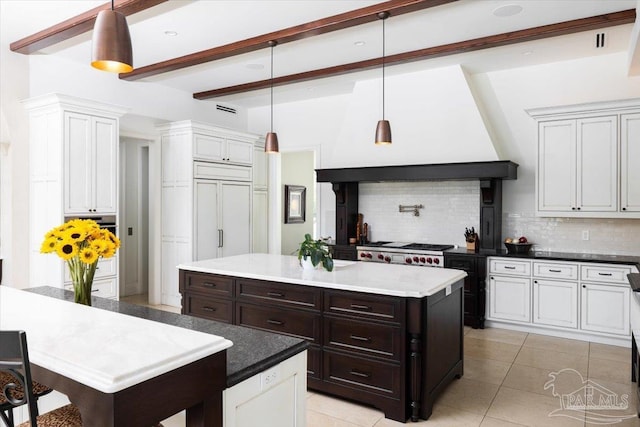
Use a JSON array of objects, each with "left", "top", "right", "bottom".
[
  {"left": 489, "top": 258, "right": 531, "bottom": 276},
  {"left": 324, "top": 317, "right": 401, "bottom": 361},
  {"left": 307, "top": 345, "right": 321, "bottom": 380},
  {"left": 236, "top": 303, "right": 321, "bottom": 343},
  {"left": 65, "top": 277, "right": 116, "bottom": 299},
  {"left": 445, "top": 256, "right": 476, "bottom": 272},
  {"left": 185, "top": 294, "right": 233, "bottom": 323},
  {"left": 324, "top": 291, "right": 403, "bottom": 323},
  {"left": 64, "top": 256, "right": 117, "bottom": 282},
  {"left": 184, "top": 272, "right": 233, "bottom": 297},
  {"left": 237, "top": 279, "right": 321, "bottom": 310},
  {"left": 581, "top": 264, "right": 633, "bottom": 284},
  {"left": 323, "top": 349, "right": 400, "bottom": 397},
  {"left": 533, "top": 262, "right": 578, "bottom": 280},
  {"left": 194, "top": 161, "right": 251, "bottom": 182}
]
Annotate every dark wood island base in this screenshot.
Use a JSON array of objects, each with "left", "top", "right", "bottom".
[{"left": 180, "top": 269, "right": 464, "bottom": 422}]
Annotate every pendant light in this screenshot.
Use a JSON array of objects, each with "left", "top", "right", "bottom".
[
  {"left": 375, "top": 11, "right": 392, "bottom": 145},
  {"left": 264, "top": 40, "right": 280, "bottom": 153},
  {"left": 91, "top": 0, "right": 133, "bottom": 73}
]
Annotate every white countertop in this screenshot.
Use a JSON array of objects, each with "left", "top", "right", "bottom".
[
  {"left": 0, "top": 286, "right": 232, "bottom": 393},
  {"left": 178, "top": 254, "right": 467, "bottom": 297}
]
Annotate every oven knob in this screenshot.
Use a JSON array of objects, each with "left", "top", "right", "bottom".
[
  {"left": 360, "top": 253, "right": 367, "bottom": 258},
  {"left": 366, "top": 253, "right": 372, "bottom": 259},
  {"left": 405, "top": 257, "right": 412, "bottom": 264},
  {"left": 413, "top": 256, "right": 419, "bottom": 263},
  {"left": 384, "top": 256, "right": 391, "bottom": 263},
  {"left": 419, "top": 257, "right": 426, "bottom": 263},
  {"left": 426, "top": 257, "right": 432, "bottom": 264},
  {"left": 377, "top": 254, "right": 384, "bottom": 260},
  {"left": 434, "top": 258, "right": 440, "bottom": 265}
]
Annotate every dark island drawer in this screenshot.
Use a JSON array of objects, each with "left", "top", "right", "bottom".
[
  {"left": 236, "top": 279, "right": 321, "bottom": 310},
  {"left": 323, "top": 349, "right": 401, "bottom": 397},
  {"left": 185, "top": 294, "right": 233, "bottom": 323},
  {"left": 324, "top": 317, "right": 401, "bottom": 361},
  {"left": 307, "top": 345, "right": 321, "bottom": 380},
  {"left": 324, "top": 291, "right": 402, "bottom": 323},
  {"left": 236, "top": 303, "right": 321, "bottom": 343},
  {"left": 184, "top": 272, "right": 233, "bottom": 297}
]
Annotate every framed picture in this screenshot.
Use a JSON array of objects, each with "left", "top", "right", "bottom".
[{"left": 284, "top": 185, "right": 306, "bottom": 224}]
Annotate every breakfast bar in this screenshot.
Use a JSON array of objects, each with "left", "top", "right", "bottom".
[{"left": 178, "top": 253, "right": 467, "bottom": 422}]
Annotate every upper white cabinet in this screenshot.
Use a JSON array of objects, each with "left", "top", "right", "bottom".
[
  {"left": 194, "top": 132, "right": 253, "bottom": 165},
  {"left": 64, "top": 112, "right": 118, "bottom": 214},
  {"left": 529, "top": 99, "right": 640, "bottom": 218}
]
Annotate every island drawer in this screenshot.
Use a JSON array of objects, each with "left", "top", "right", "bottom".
[
  {"left": 323, "top": 349, "right": 401, "bottom": 397},
  {"left": 324, "top": 291, "right": 403, "bottom": 323},
  {"left": 581, "top": 264, "right": 633, "bottom": 284},
  {"left": 533, "top": 262, "right": 578, "bottom": 280},
  {"left": 489, "top": 258, "right": 531, "bottom": 276},
  {"left": 183, "top": 272, "right": 233, "bottom": 297},
  {"left": 307, "top": 345, "right": 321, "bottom": 380},
  {"left": 236, "top": 279, "right": 321, "bottom": 310},
  {"left": 184, "top": 294, "right": 233, "bottom": 323},
  {"left": 236, "top": 303, "right": 321, "bottom": 343},
  {"left": 323, "top": 317, "right": 401, "bottom": 361}
]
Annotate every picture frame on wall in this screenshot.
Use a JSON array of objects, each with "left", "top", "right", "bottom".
[{"left": 284, "top": 185, "right": 306, "bottom": 224}]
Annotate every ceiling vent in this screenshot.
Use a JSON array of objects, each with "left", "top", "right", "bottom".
[
  {"left": 216, "top": 104, "right": 237, "bottom": 114},
  {"left": 595, "top": 32, "right": 606, "bottom": 49}
]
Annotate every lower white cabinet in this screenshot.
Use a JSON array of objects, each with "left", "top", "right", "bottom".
[
  {"left": 580, "top": 283, "right": 630, "bottom": 336},
  {"left": 223, "top": 350, "right": 307, "bottom": 427},
  {"left": 488, "top": 275, "right": 531, "bottom": 322},
  {"left": 533, "top": 279, "right": 578, "bottom": 328}
]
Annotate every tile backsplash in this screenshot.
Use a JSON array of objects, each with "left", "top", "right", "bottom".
[{"left": 359, "top": 181, "right": 640, "bottom": 256}]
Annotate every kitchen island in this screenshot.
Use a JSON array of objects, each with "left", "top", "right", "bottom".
[{"left": 178, "top": 253, "right": 467, "bottom": 422}]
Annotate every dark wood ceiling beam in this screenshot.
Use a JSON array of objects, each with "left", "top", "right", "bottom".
[
  {"left": 10, "top": 0, "right": 168, "bottom": 54},
  {"left": 119, "top": 0, "right": 458, "bottom": 81},
  {"left": 194, "top": 9, "right": 636, "bottom": 100}
]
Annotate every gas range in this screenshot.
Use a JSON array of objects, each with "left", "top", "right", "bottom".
[{"left": 356, "top": 241, "right": 454, "bottom": 267}]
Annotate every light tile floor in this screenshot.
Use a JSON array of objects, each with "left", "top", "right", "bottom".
[{"left": 121, "top": 295, "right": 640, "bottom": 427}]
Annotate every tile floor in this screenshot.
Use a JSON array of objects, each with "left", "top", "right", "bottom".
[{"left": 122, "top": 295, "right": 640, "bottom": 427}]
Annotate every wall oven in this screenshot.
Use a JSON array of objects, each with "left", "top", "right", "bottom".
[{"left": 64, "top": 215, "right": 117, "bottom": 236}]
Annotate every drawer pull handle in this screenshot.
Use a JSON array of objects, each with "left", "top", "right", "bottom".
[
  {"left": 598, "top": 272, "right": 613, "bottom": 276},
  {"left": 350, "top": 335, "right": 372, "bottom": 342},
  {"left": 267, "top": 319, "right": 284, "bottom": 326},
  {"left": 350, "top": 304, "right": 372, "bottom": 311},
  {"left": 203, "top": 283, "right": 217, "bottom": 288},
  {"left": 504, "top": 266, "right": 516, "bottom": 270},
  {"left": 267, "top": 291, "right": 284, "bottom": 298},
  {"left": 548, "top": 269, "right": 562, "bottom": 273},
  {"left": 203, "top": 306, "right": 216, "bottom": 312},
  {"left": 350, "top": 370, "right": 370, "bottom": 379},
  {"left": 91, "top": 289, "right": 99, "bottom": 293}
]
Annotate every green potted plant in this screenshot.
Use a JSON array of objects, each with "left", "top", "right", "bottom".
[{"left": 297, "top": 233, "right": 334, "bottom": 271}]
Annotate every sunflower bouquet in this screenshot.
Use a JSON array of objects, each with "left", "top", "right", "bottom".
[{"left": 41, "top": 218, "right": 120, "bottom": 305}]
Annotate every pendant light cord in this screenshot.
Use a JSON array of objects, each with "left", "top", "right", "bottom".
[
  {"left": 111, "top": 0, "right": 114, "bottom": 11},
  {"left": 382, "top": 17, "right": 385, "bottom": 121},
  {"left": 270, "top": 43, "right": 274, "bottom": 133}
]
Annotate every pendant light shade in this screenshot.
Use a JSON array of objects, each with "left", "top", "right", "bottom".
[
  {"left": 375, "top": 11, "right": 391, "bottom": 145},
  {"left": 265, "top": 40, "right": 279, "bottom": 153},
  {"left": 91, "top": 0, "right": 133, "bottom": 73}
]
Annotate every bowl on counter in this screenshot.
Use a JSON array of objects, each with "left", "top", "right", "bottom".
[{"left": 504, "top": 242, "right": 533, "bottom": 254}]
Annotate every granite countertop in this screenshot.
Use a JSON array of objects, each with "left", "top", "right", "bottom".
[
  {"left": 26, "top": 287, "right": 308, "bottom": 388},
  {"left": 629, "top": 273, "right": 640, "bottom": 292},
  {"left": 178, "top": 253, "right": 467, "bottom": 298}
]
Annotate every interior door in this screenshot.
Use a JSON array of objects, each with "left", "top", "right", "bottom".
[{"left": 221, "top": 182, "right": 251, "bottom": 257}]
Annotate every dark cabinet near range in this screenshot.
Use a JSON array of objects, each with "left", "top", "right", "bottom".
[
  {"left": 329, "top": 244, "right": 357, "bottom": 261},
  {"left": 444, "top": 252, "right": 486, "bottom": 329}
]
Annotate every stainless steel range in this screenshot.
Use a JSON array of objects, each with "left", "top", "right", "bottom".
[{"left": 356, "top": 241, "right": 455, "bottom": 267}]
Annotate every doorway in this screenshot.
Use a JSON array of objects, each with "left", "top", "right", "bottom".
[{"left": 119, "top": 138, "right": 150, "bottom": 298}]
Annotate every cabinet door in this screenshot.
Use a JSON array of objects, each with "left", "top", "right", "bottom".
[
  {"left": 194, "top": 179, "right": 220, "bottom": 261},
  {"left": 221, "top": 182, "right": 251, "bottom": 257},
  {"left": 193, "top": 133, "right": 225, "bottom": 162},
  {"left": 92, "top": 116, "right": 118, "bottom": 213},
  {"left": 488, "top": 275, "right": 531, "bottom": 322},
  {"left": 532, "top": 279, "right": 578, "bottom": 328},
  {"left": 64, "top": 112, "right": 93, "bottom": 214},
  {"left": 226, "top": 139, "right": 254, "bottom": 165},
  {"left": 253, "top": 145, "right": 268, "bottom": 190},
  {"left": 581, "top": 283, "right": 630, "bottom": 336},
  {"left": 576, "top": 116, "right": 617, "bottom": 212},
  {"left": 537, "top": 120, "right": 576, "bottom": 212},
  {"left": 252, "top": 190, "right": 268, "bottom": 253},
  {"left": 621, "top": 113, "right": 640, "bottom": 212}
]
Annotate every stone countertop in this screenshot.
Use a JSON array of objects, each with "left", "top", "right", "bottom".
[
  {"left": 26, "top": 287, "right": 308, "bottom": 388},
  {"left": 178, "top": 253, "right": 467, "bottom": 298},
  {"left": 630, "top": 273, "right": 640, "bottom": 292}
]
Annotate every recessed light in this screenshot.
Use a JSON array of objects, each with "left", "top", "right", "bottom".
[
  {"left": 493, "top": 4, "right": 523, "bottom": 17},
  {"left": 164, "top": 30, "right": 178, "bottom": 37},
  {"left": 246, "top": 63, "right": 265, "bottom": 70},
  {"left": 354, "top": 41, "right": 366, "bottom": 47}
]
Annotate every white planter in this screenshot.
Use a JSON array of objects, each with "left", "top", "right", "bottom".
[{"left": 300, "top": 257, "right": 317, "bottom": 270}]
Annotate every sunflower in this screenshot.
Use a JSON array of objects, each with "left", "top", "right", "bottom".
[
  {"left": 40, "top": 237, "right": 59, "bottom": 254},
  {"left": 55, "top": 238, "right": 78, "bottom": 261},
  {"left": 101, "top": 242, "right": 116, "bottom": 258},
  {"left": 91, "top": 240, "right": 108, "bottom": 255},
  {"left": 64, "top": 228, "right": 87, "bottom": 243},
  {"left": 79, "top": 247, "right": 99, "bottom": 264}
]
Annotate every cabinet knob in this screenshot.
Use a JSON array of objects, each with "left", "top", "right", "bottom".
[
  {"left": 582, "top": 285, "right": 586, "bottom": 288},
  {"left": 534, "top": 280, "right": 537, "bottom": 284},
  {"left": 622, "top": 207, "right": 627, "bottom": 211},
  {"left": 572, "top": 207, "right": 576, "bottom": 210},
  {"left": 577, "top": 207, "right": 581, "bottom": 210}
]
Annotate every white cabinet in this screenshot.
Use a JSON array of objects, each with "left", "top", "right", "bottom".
[
  {"left": 581, "top": 283, "right": 630, "bottom": 336},
  {"left": 64, "top": 112, "right": 118, "bottom": 214},
  {"left": 25, "top": 94, "right": 126, "bottom": 292},
  {"left": 533, "top": 279, "right": 578, "bottom": 328},
  {"left": 253, "top": 144, "right": 268, "bottom": 191},
  {"left": 223, "top": 351, "right": 306, "bottom": 427},
  {"left": 621, "top": 113, "right": 640, "bottom": 212},
  {"left": 489, "top": 274, "right": 531, "bottom": 323},
  {"left": 194, "top": 133, "right": 254, "bottom": 165},
  {"left": 252, "top": 142, "right": 268, "bottom": 253},
  {"left": 529, "top": 99, "right": 640, "bottom": 218}
]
